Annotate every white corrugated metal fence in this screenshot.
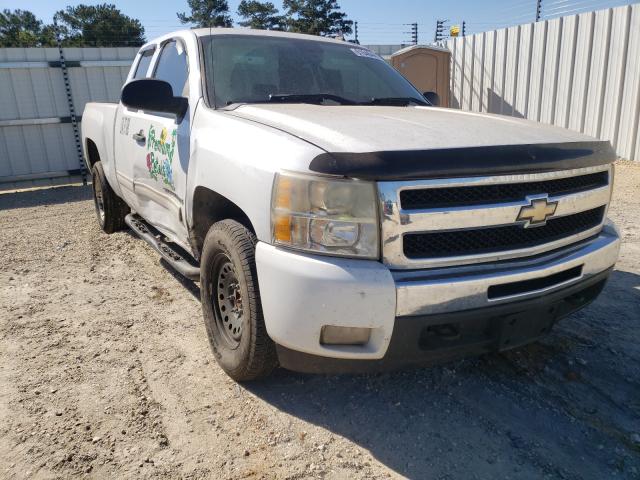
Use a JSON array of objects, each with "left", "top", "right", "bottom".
[
  {"left": 447, "top": 3, "right": 640, "bottom": 161},
  {"left": 0, "top": 47, "right": 137, "bottom": 190}
]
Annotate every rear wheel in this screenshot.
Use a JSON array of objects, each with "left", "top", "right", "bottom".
[
  {"left": 200, "top": 220, "right": 277, "bottom": 381},
  {"left": 91, "top": 162, "right": 129, "bottom": 234}
]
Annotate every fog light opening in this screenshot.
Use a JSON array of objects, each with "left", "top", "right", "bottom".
[{"left": 320, "top": 326, "right": 371, "bottom": 346}]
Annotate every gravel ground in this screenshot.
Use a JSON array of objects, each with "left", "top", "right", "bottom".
[{"left": 1, "top": 161, "right": 639, "bottom": 480}]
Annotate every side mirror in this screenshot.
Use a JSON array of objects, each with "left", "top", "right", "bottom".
[
  {"left": 121, "top": 79, "right": 188, "bottom": 120},
  {"left": 423, "top": 91, "right": 440, "bottom": 107}
]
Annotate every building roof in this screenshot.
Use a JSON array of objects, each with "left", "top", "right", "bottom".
[{"left": 391, "top": 44, "right": 451, "bottom": 57}]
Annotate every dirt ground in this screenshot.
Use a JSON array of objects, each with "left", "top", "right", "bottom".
[{"left": 0, "top": 161, "right": 639, "bottom": 480}]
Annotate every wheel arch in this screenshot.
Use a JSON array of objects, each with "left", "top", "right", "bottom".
[
  {"left": 85, "top": 138, "right": 101, "bottom": 169},
  {"left": 190, "top": 186, "right": 257, "bottom": 260}
]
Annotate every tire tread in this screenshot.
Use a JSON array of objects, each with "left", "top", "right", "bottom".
[
  {"left": 92, "top": 162, "right": 129, "bottom": 234},
  {"left": 201, "top": 220, "right": 277, "bottom": 381}
]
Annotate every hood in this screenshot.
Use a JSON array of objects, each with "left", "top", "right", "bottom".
[
  {"left": 228, "top": 104, "right": 595, "bottom": 153},
  {"left": 227, "top": 104, "right": 614, "bottom": 180}
]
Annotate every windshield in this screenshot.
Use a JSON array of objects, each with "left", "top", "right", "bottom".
[{"left": 200, "top": 35, "right": 426, "bottom": 108}]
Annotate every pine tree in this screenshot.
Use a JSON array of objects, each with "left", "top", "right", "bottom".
[
  {"left": 53, "top": 4, "right": 145, "bottom": 47},
  {"left": 0, "top": 9, "right": 56, "bottom": 47},
  {"left": 177, "top": 0, "right": 233, "bottom": 28},
  {"left": 282, "top": 0, "right": 353, "bottom": 36},
  {"left": 237, "top": 1, "right": 285, "bottom": 31}
]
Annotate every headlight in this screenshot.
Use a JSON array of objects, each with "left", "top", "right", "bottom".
[{"left": 271, "top": 172, "right": 379, "bottom": 258}]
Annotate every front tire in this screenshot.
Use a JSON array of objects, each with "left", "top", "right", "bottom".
[
  {"left": 91, "top": 162, "right": 129, "bottom": 233},
  {"left": 200, "top": 220, "right": 277, "bottom": 381}
]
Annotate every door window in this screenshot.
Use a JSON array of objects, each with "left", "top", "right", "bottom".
[
  {"left": 133, "top": 48, "right": 155, "bottom": 79},
  {"left": 153, "top": 40, "right": 189, "bottom": 97}
]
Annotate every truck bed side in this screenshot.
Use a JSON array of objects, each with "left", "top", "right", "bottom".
[{"left": 82, "top": 102, "right": 121, "bottom": 196}]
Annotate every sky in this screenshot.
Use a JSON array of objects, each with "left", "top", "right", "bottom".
[{"left": 3, "top": 0, "right": 637, "bottom": 45}]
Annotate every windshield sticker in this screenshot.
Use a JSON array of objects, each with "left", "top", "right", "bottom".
[
  {"left": 146, "top": 125, "right": 176, "bottom": 190},
  {"left": 350, "top": 48, "right": 382, "bottom": 60}
]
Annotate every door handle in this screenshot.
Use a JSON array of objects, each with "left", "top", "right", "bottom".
[{"left": 132, "top": 130, "right": 146, "bottom": 143}]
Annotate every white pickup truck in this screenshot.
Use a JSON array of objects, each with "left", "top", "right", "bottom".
[{"left": 82, "top": 28, "right": 620, "bottom": 381}]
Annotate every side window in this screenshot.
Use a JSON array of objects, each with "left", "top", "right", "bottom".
[
  {"left": 133, "top": 49, "right": 154, "bottom": 79},
  {"left": 153, "top": 40, "right": 189, "bottom": 97}
]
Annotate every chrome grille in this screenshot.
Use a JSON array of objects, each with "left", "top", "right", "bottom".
[
  {"left": 378, "top": 165, "right": 612, "bottom": 269},
  {"left": 403, "top": 206, "right": 605, "bottom": 258},
  {"left": 399, "top": 171, "right": 609, "bottom": 209}
]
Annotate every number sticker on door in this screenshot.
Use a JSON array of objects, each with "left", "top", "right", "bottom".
[{"left": 119, "top": 116, "right": 130, "bottom": 136}]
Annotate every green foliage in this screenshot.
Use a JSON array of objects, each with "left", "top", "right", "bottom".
[
  {"left": 237, "top": 1, "right": 285, "bottom": 30},
  {"left": 53, "top": 4, "right": 145, "bottom": 47},
  {"left": 178, "top": 0, "right": 233, "bottom": 28},
  {"left": 0, "top": 9, "right": 56, "bottom": 47},
  {"left": 282, "top": 0, "right": 353, "bottom": 36}
]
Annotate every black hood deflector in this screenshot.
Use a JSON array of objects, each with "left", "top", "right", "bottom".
[{"left": 308, "top": 141, "right": 616, "bottom": 181}]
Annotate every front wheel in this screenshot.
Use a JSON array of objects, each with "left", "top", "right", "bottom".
[{"left": 200, "top": 220, "right": 277, "bottom": 381}]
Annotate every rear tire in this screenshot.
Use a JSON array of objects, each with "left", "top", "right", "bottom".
[
  {"left": 91, "top": 162, "right": 129, "bottom": 234},
  {"left": 200, "top": 220, "right": 277, "bottom": 381}
]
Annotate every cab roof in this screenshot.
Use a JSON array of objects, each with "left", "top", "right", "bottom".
[
  {"left": 142, "top": 27, "right": 355, "bottom": 49},
  {"left": 193, "top": 27, "right": 351, "bottom": 45}
]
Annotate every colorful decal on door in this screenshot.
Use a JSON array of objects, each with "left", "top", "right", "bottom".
[{"left": 145, "top": 125, "right": 176, "bottom": 189}]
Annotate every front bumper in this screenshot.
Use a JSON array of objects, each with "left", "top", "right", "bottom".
[{"left": 255, "top": 222, "right": 620, "bottom": 372}]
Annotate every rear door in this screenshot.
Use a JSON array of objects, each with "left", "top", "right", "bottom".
[{"left": 114, "top": 46, "right": 155, "bottom": 208}]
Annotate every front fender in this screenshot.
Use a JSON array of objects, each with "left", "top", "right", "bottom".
[{"left": 187, "top": 106, "right": 323, "bottom": 242}]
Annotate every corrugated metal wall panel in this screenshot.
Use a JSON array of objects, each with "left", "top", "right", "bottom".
[
  {"left": 567, "top": 11, "right": 595, "bottom": 133},
  {"left": 617, "top": 6, "right": 640, "bottom": 160},
  {"left": 451, "top": 40, "right": 463, "bottom": 109},
  {"left": 471, "top": 33, "right": 484, "bottom": 112},
  {"left": 491, "top": 29, "right": 508, "bottom": 113},
  {"left": 502, "top": 25, "right": 520, "bottom": 117},
  {"left": 462, "top": 35, "right": 474, "bottom": 111},
  {"left": 554, "top": 15, "right": 578, "bottom": 128},
  {"left": 481, "top": 31, "right": 495, "bottom": 113},
  {"left": 600, "top": 6, "right": 632, "bottom": 147},
  {"left": 526, "top": 20, "right": 547, "bottom": 122},
  {"left": 448, "top": 3, "right": 640, "bottom": 161},
  {"left": 463, "top": 39, "right": 470, "bottom": 111},
  {"left": 0, "top": 47, "right": 137, "bottom": 190},
  {"left": 514, "top": 23, "right": 533, "bottom": 118},
  {"left": 539, "top": 17, "right": 562, "bottom": 125}
]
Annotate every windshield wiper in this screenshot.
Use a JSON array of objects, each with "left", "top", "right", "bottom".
[
  {"left": 226, "top": 94, "right": 427, "bottom": 107},
  {"left": 268, "top": 93, "right": 357, "bottom": 105},
  {"left": 363, "top": 97, "right": 429, "bottom": 106}
]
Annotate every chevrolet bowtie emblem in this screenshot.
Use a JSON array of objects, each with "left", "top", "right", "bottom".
[{"left": 517, "top": 197, "right": 558, "bottom": 227}]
